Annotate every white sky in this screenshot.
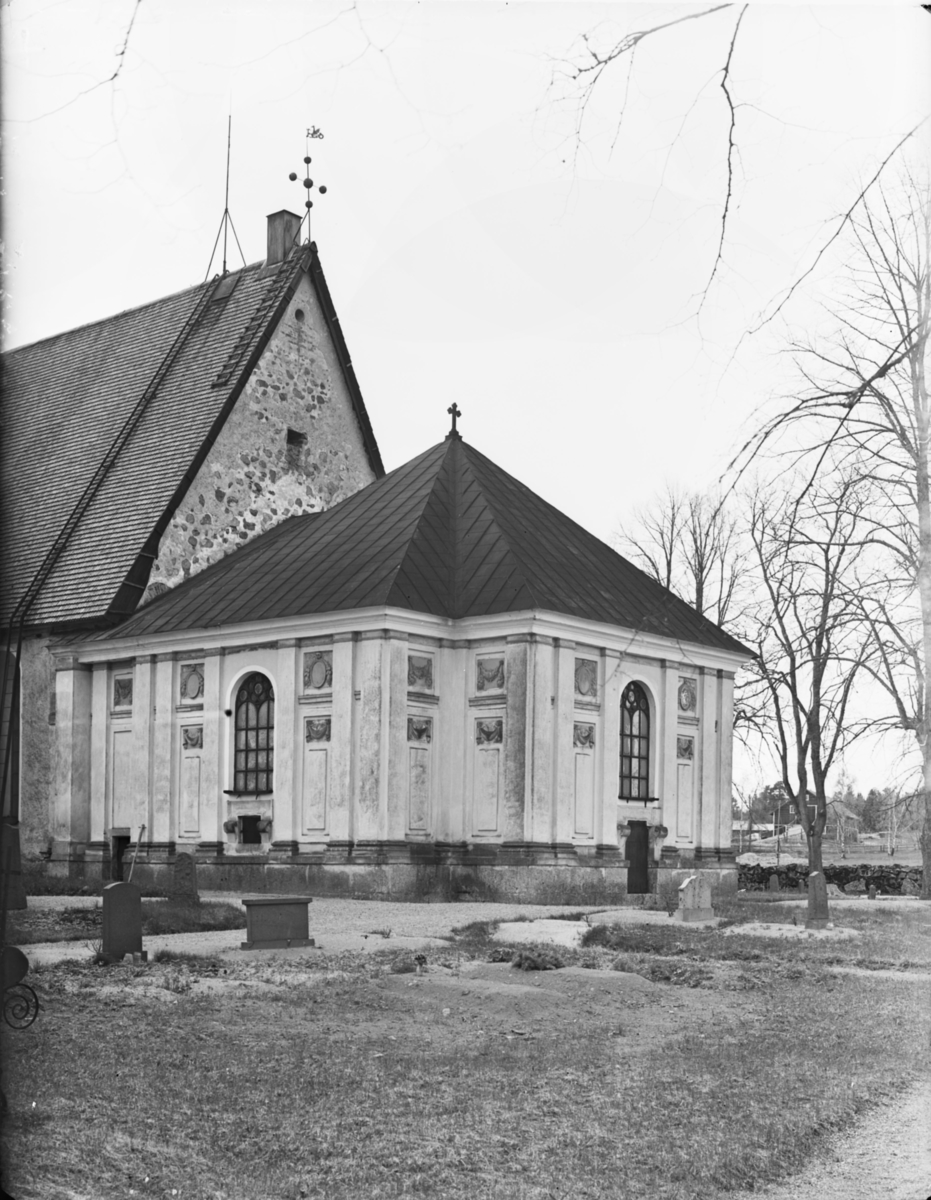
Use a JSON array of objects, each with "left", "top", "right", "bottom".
[{"left": 3, "top": 0, "right": 929, "bottom": 796}]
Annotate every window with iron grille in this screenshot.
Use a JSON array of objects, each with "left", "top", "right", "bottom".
[
  {"left": 619, "top": 681, "right": 650, "bottom": 800},
  {"left": 234, "top": 673, "right": 275, "bottom": 793}
]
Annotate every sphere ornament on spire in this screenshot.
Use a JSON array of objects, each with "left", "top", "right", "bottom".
[{"left": 289, "top": 129, "right": 327, "bottom": 241}]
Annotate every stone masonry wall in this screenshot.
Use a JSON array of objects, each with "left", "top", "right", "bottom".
[
  {"left": 18, "top": 634, "right": 56, "bottom": 856},
  {"left": 146, "top": 272, "right": 377, "bottom": 591}
]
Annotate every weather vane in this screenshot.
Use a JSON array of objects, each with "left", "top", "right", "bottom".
[{"left": 288, "top": 127, "right": 328, "bottom": 241}]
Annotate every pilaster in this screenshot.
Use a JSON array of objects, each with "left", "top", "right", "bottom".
[
  {"left": 200, "top": 651, "right": 223, "bottom": 845},
  {"left": 529, "top": 636, "right": 555, "bottom": 844},
  {"left": 328, "top": 634, "right": 354, "bottom": 846},
  {"left": 385, "top": 633, "right": 409, "bottom": 842},
  {"left": 601, "top": 648, "right": 622, "bottom": 845},
  {"left": 699, "top": 669, "right": 719, "bottom": 849},
  {"left": 131, "top": 657, "right": 155, "bottom": 839},
  {"left": 51, "top": 657, "right": 93, "bottom": 848},
  {"left": 503, "top": 635, "right": 530, "bottom": 842},
  {"left": 717, "top": 671, "right": 735, "bottom": 852},
  {"left": 89, "top": 664, "right": 108, "bottom": 842},
  {"left": 354, "top": 631, "right": 389, "bottom": 842},
  {"left": 553, "top": 640, "right": 576, "bottom": 844},
  {"left": 151, "top": 656, "right": 174, "bottom": 844},
  {"left": 275, "top": 639, "right": 298, "bottom": 843}
]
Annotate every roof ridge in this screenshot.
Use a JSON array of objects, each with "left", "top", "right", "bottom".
[{"left": 3, "top": 264, "right": 259, "bottom": 356}]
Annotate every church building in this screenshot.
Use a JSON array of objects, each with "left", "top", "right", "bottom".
[
  {"left": 4, "top": 207, "right": 750, "bottom": 902},
  {"left": 49, "top": 411, "right": 750, "bottom": 902}
]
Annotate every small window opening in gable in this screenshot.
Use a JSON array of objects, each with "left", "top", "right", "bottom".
[
  {"left": 286, "top": 427, "right": 308, "bottom": 469},
  {"left": 294, "top": 308, "right": 305, "bottom": 322}
]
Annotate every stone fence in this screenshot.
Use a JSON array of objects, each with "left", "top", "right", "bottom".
[{"left": 738, "top": 861, "right": 923, "bottom": 895}]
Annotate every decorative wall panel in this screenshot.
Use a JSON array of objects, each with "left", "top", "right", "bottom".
[
  {"left": 574, "top": 659, "right": 598, "bottom": 699},
  {"left": 110, "top": 728, "right": 134, "bottom": 827},
  {"left": 473, "top": 746, "right": 501, "bottom": 834},
  {"left": 476, "top": 656, "right": 505, "bottom": 692},
  {"left": 407, "top": 717, "right": 432, "bottom": 743},
  {"left": 302, "top": 747, "right": 328, "bottom": 833},
  {"left": 408, "top": 655, "right": 433, "bottom": 691},
  {"left": 676, "top": 736, "right": 694, "bottom": 760},
  {"left": 678, "top": 677, "right": 698, "bottom": 714},
  {"left": 113, "top": 677, "right": 133, "bottom": 709},
  {"left": 180, "top": 726, "right": 202, "bottom": 835},
  {"left": 573, "top": 753, "right": 595, "bottom": 837},
  {"left": 409, "top": 748, "right": 430, "bottom": 832},
  {"left": 180, "top": 663, "right": 205, "bottom": 703},
  {"left": 676, "top": 762, "right": 694, "bottom": 839},
  {"left": 303, "top": 651, "right": 333, "bottom": 692}
]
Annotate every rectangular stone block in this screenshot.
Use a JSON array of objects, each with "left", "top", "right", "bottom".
[{"left": 241, "top": 895, "right": 315, "bottom": 949}]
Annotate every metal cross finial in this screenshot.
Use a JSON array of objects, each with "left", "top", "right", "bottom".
[{"left": 447, "top": 403, "right": 461, "bottom": 436}]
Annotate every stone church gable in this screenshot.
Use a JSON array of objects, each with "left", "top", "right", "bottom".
[{"left": 145, "top": 272, "right": 378, "bottom": 593}]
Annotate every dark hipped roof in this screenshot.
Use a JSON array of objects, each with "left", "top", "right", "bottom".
[
  {"left": 0, "top": 244, "right": 383, "bottom": 628},
  {"left": 112, "top": 434, "right": 750, "bottom": 656}
]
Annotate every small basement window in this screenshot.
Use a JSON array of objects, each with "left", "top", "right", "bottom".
[
  {"left": 240, "top": 815, "right": 262, "bottom": 845},
  {"left": 286, "top": 427, "right": 308, "bottom": 468}
]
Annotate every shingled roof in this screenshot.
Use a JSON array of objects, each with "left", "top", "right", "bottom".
[
  {"left": 111, "top": 433, "right": 750, "bottom": 656},
  {"left": 0, "top": 244, "right": 383, "bottom": 629}
]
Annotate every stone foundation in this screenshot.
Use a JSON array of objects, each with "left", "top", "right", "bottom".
[{"left": 37, "top": 840, "right": 739, "bottom": 904}]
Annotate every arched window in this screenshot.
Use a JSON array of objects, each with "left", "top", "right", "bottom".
[
  {"left": 619, "top": 681, "right": 650, "bottom": 800},
  {"left": 234, "top": 673, "right": 275, "bottom": 793}
]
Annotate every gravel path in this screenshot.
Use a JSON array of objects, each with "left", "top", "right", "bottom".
[{"left": 723, "top": 1079, "right": 931, "bottom": 1200}]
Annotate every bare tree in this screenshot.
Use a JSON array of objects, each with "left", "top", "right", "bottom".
[
  {"left": 616, "top": 487, "right": 742, "bottom": 627},
  {"left": 736, "top": 175, "right": 931, "bottom": 896},
  {"left": 742, "top": 476, "right": 876, "bottom": 923}
]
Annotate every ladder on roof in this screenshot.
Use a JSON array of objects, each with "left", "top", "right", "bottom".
[
  {"left": 212, "top": 248, "right": 308, "bottom": 389},
  {"left": 0, "top": 274, "right": 221, "bottom": 835}
]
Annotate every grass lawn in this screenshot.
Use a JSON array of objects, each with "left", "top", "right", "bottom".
[
  {"left": 6, "top": 898, "right": 246, "bottom": 945},
  {"left": 1, "top": 900, "right": 929, "bottom": 1200}
]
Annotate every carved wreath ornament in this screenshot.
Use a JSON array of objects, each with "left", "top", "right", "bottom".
[
  {"left": 182, "top": 727, "right": 204, "bottom": 751},
  {"left": 305, "top": 718, "right": 331, "bottom": 743},
  {"left": 303, "top": 651, "right": 333, "bottom": 691},
  {"left": 408, "top": 717, "right": 432, "bottom": 743},
  {"left": 573, "top": 723, "right": 595, "bottom": 750},
  {"left": 408, "top": 655, "right": 433, "bottom": 691},
  {"left": 678, "top": 678, "right": 697, "bottom": 713},
  {"left": 574, "top": 659, "right": 598, "bottom": 698},
  {"left": 180, "top": 663, "right": 205, "bottom": 702},
  {"left": 476, "top": 657, "right": 504, "bottom": 691},
  {"left": 475, "top": 719, "right": 503, "bottom": 745}
]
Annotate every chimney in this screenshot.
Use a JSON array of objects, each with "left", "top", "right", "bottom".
[{"left": 266, "top": 210, "right": 302, "bottom": 266}]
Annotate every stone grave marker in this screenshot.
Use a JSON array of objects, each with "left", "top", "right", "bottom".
[
  {"left": 805, "top": 870, "right": 830, "bottom": 930},
  {"left": 102, "top": 882, "right": 145, "bottom": 963},
  {"left": 768, "top": 873, "right": 781, "bottom": 893},
  {"left": 674, "top": 874, "right": 715, "bottom": 923},
  {"left": 169, "top": 852, "right": 198, "bottom": 901}
]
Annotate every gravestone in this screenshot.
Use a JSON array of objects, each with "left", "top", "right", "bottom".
[
  {"left": 102, "top": 882, "right": 145, "bottom": 963},
  {"left": 826, "top": 883, "right": 845, "bottom": 898},
  {"left": 241, "top": 896, "right": 314, "bottom": 949},
  {"left": 768, "top": 873, "right": 781, "bottom": 893},
  {"left": 805, "top": 870, "right": 830, "bottom": 930},
  {"left": 674, "top": 874, "right": 715, "bottom": 923},
  {"left": 169, "top": 852, "right": 198, "bottom": 901}
]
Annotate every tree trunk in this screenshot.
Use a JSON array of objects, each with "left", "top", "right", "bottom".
[
  {"left": 920, "top": 749, "right": 931, "bottom": 899},
  {"left": 806, "top": 825, "right": 830, "bottom": 928}
]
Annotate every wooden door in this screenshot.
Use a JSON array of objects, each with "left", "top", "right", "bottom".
[{"left": 627, "top": 820, "right": 650, "bottom": 894}]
